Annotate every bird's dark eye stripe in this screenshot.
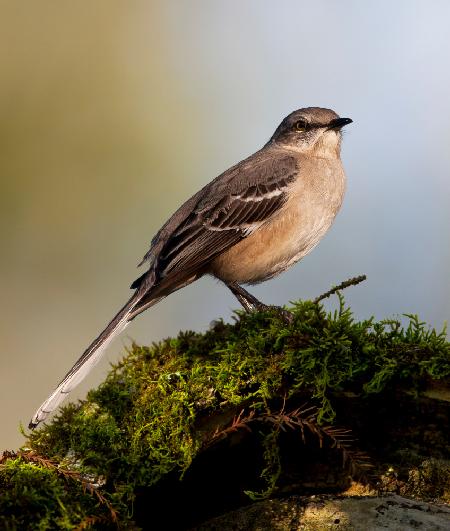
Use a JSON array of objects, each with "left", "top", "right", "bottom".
[
  {"left": 293, "top": 121, "right": 326, "bottom": 131},
  {"left": 299, "top": 122, "right": 323, "bottom": 129}
]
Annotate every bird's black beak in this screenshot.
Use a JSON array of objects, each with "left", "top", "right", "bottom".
[{"left": 327, "top": 117, "right": 353, "bottom": 130}]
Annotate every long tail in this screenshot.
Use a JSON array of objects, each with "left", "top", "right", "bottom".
[{"left": 28, "top": 291, "right": 161, "bottom": 429}]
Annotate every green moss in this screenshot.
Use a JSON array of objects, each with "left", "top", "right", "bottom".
[
  {"left": 0, "top": 455, "right": 115, "bottom": 530},
  {"left": 244, "top": 429, "right": 282, "bottom": 501},
  {"left": 1, "top": 296, "right": 449, "bottom": 528}
]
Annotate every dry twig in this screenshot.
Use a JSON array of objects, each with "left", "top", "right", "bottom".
[
  {"left": 205, "top": 402, "right": 372, "bottom": 478},
  {"left": 314, "top": 275, "right": 367, "bottom": 304}
]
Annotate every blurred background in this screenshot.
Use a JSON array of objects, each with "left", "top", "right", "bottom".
[{"left": 1, "top": 1, "right": 449, "bottom": 449}]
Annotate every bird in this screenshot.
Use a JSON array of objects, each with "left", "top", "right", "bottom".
[{"left": 29, "top": 107, "right": 352, "bottom": 429}]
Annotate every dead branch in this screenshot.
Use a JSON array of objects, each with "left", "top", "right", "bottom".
[{"left": 314, "top": 275, "right": 367, "bottom": 304}]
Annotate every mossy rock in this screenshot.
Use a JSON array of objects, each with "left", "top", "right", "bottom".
[
  {"left": 195, "top": 494, "right": 450, "bottom": 530},
  {"left": 1, "top": 296, "right": 449, "bottom": 529}
]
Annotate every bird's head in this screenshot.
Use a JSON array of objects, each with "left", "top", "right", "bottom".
[{"left": 270, "top": 107, "right": 352, "bottom": 158}]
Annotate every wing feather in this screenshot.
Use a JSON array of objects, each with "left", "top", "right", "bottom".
[{"left": 132, "top": 149, "right": 299, "bottom": 289}]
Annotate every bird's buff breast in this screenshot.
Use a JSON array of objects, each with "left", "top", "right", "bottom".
[{"left": 210, "top": 158, "right": 346, "bottom": 285}]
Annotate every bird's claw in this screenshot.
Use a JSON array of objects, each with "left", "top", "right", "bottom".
[{"left": 254, "top": 304, "right": 294, "bottom": 324}]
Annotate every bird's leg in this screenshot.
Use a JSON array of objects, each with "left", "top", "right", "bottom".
[
  {"left": 226, "top": 282, "right": 293, "bottom": 323},
  {"left": 226, "top": 282, "right": 264, "bottom": 312}
]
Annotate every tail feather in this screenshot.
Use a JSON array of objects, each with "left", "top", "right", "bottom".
[{"left": 29, "top": 293, "right": 142, "bottom": 429}]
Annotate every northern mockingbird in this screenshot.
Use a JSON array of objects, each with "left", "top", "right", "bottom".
[{"left": 29, "top": 107, "right": 352, "bottom": 429}]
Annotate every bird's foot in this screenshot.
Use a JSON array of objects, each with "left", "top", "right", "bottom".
[
  {"left": 226, "top": 283, "right": 294, "bottom": 324},
  {"left": 253, "top": 303, "right": 294, "bottom": 324}
]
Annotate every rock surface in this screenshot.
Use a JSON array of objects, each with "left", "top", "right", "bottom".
[{"left": 195, "top": 495, "right": 450, "bottom": 531}]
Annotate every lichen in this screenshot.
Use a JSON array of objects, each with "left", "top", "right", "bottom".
[{"left": 1, "top": 295, "right": 449, "bottom": 529}]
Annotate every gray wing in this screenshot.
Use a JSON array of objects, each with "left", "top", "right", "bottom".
[{"left": 132, "top": 148, "right": 298, "bottom": 290}]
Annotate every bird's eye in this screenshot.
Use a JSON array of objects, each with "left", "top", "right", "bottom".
[{"left": 295, "top": 120, "right": 308, "bottom": 132}]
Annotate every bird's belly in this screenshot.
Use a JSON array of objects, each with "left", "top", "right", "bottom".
[{"left": 210, "top": 163, "right": 345, "bottom": 285}]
